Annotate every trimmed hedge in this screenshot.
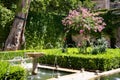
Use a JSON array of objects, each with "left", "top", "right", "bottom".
[
  {"left": 0, "top": 51, "right": 25, "bottom": 60},
  {"left": 38, "top": 48, "right": 120, "bottom": 71},
  {"left": 0, "top": 48, "right": 120, "bottom": 71},
  {"left": 0, "top": 61, "right": 26, "bottom": 80}
]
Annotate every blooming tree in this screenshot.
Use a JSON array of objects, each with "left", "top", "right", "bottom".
[
  {"left": 62, "top": 7, "right": 106, "bottom": 33},
  {"left": 62, "top": 7, "right": 106, "bottom": 53}
]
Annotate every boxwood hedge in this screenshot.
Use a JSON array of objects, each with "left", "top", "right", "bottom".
[
  {"left": 0, "top": 48, "right": 120, "bottom": 71},
  {"left": 38, "top": 48, "right": 120, "bottom": 71}
]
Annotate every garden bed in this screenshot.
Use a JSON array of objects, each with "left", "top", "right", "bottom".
[{"left": 0, "top": 48, "right": 120, "bottom": 71}]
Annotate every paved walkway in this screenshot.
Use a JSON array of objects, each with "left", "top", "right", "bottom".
[{"left": 47, "top": 71, "right": 96, "bottom": 80}]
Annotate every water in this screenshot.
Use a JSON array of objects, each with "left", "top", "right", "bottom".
[
  {"left": 100, "top": 73, "right": 120, "bottom": 80},
  {"left": 28, "top": 68, "right": 72, "bottom": 80}
]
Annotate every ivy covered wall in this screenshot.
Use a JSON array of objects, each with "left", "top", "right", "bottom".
[{"left": 0, "top": 0, "right": 119, "bottom": 49}]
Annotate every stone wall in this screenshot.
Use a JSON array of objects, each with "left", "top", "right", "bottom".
[{"left": 92, "top": 0, "right": 110, "bottom": 9}]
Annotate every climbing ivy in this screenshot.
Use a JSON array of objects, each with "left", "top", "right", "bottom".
[{"left": 1, "top": 0, "right": 119, "bottom": 49}]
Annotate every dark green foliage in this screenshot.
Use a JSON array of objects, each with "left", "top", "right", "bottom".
[
  {"left": 0, "top": 5, "right": 14, "bottom": 48},
  {"left": 25, "top": 0, "right": 83, "bottom": 49},
  {"left": 26, "top": 12, "right": 64, "bottom": 49},
  {"left": 102, "top": 9, "right": 120, "bottom": 37},
  {"left": 0, "top": 61, "right": 26, "bottom": 80},
  {"left": 25, "top": 0, "right": 96, "bottom": 49},
  {"left": 92, "top": 9, "right": 120, "bottom": 48},
  {"left": 0, "top": 0, "right": 18, "bottom": 10},
  {"left": 39, "top": 54, "right": 119, "bottom": 71},
  {"left": 102, "top": 9, "right": 120, "bottom": 48}
]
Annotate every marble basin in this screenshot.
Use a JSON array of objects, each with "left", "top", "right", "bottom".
[{"left": 25, "top": 52, "right": 44, "bottom": 75}]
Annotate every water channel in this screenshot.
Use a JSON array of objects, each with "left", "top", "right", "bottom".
[
  {"left": 100, "top": 73, "right": 120, "bottom": 80},
  {"left": 28, "top": 68, "right": 72, "bottom": 80}
]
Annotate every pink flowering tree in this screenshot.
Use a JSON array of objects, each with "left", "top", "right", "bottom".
[{"left": 62, "top": 7, "right": 106, "bottom": 53}]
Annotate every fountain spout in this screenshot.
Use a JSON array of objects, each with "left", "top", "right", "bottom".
[{"left": 26, "top": 52, "right": 44, "bottom": 75}]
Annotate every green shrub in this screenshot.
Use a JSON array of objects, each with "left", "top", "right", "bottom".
[
  {"left": 0, "top": 61, "right": 26, "bottom": 80},
  {"left": 0, "top": 51, "right": 25, "bottom": 60},
  {"left": 0, "top": 5, "right": 14, "bottom": 48},
  {"left": 39, "top": 48, "right": 120, "bottom": 71},
  {"left": 0, "top": 48, "right": 120, "bottom": 71},
  {"left": 90, "top": 37, "right": 108, "bottom": 54}
]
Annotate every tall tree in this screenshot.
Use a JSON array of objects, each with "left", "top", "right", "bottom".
[{"left": 4, "top": 0, "right": 31, "bottom": 50}]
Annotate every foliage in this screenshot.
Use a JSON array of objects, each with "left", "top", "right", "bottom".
[
  {"left": 38, "top": 48, "right": 120, "bottom": 71},
  {"left": 90, "top": 37, "right": 108, "bottom": 54},
  {"left": 0, "top": 0, "right": 18, "bottom": 11},
  {"left": 0, "top": 5, "right": 14, "bottom": 28},
  {"left": 0, "top": 48, "right": 120, "bottom": 71},
  {"left": 0, "top": 0, "right": 119, "bottom": 50},
  {"left": 26, "top": 13, "right": 64, "bottom": 49},
  {"left": 25, "top": 0, "right": 95, "bottom": 49},
  {"left": 82, "top": 0, "right": 95, "bottom": 10},
  {"left": 62, "top": 7, "right": 106, "bottom": 53},
  {"left": 102, "top": 9, "right": 120, "bottom": 37},
  {"left": 98, "top": 9, "right": 120, "bottom": 48},
  {"left": 62, "top": 7, "right": 106, "bottom": 34},
  {"left": 0, "top": 61, "right": 26, "bottom": 80},
  {"left": 25, "top": 0, "right": 82, "bottom": 49},
  {"left": 0, "top": 5, "right": 14, "bottom": 48},
  {"left": 0, "top": 51, "right": 25, "bottom": 60},
  {"left": 30, "top": 0, "right": 80, "bottom": 14}
]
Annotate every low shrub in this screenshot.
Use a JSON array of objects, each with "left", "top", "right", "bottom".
[
  {"left": 0, "top": 50, "right": 46, "bottom": 60},
  {"left": 90, "top": 37, "right": 108, "bottom": 54},
  {"left": 0, "top": 48, "right": 120, "bottom": 71},
  {"left": 0, "top": 61, "right": 26, "bottom": 80},
  {"left": 39, "top": 48, "right": 120, "bottom": 71},
  {"left": 0, "top": 51, "right": 25, "bottom": 60}
]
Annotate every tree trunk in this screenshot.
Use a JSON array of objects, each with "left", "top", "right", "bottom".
[{"left": 4, "top": 0, "right": 31, "bottom": 51}]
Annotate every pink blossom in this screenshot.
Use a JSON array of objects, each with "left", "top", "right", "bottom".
[
  {"left": 62, "top": 7, "right": 106, "bottom": 34},
  {"left": 102, "top": 22, "right": 106, "bottom": 26},
  {"left": 68, "top": 20, "right": 73, "bottom": 25},
  {"left": 94, "top": 29, "right": 97, "bottom": 32},
  {"left": 80, "top": 7, "right": 88, "bottom": 14},
  {"left": 79, "top": 30, "right": 84, "bottom": 34},
  {"left": 97, "top": 19, "right": 103, "bottom": 23},
  {"left": 98, "top": 25, "right": 104, "bottom": 32}
]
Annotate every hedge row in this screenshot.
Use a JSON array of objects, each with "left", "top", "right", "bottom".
[
  {"left": 38, "top": 48, "right": 120, "bottom": 71},
  {"left": 0, "top": 48, "right": 120, "bottom": 71},
  {"left": 0, "top": 61, "right": 26, "bottom": 80}
]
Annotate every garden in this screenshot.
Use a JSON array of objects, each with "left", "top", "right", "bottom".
[{"left": 0, "top": 0, "right": 120, "bottom": 80}]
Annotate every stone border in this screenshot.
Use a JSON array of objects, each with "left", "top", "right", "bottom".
[{"left": 47, "top": 67, "right": 120, "bottom": 80}]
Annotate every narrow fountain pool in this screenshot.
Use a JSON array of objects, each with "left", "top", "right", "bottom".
[
  {"left": 100, "top": 73, "right": 120, "bottom": 80},
  {"left": 28, "top": 68, "right": 73, "bottom": 80}
]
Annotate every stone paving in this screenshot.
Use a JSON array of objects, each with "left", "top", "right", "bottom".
[{"left": 47, "top": 71, "right": 96, "bottom": 80}]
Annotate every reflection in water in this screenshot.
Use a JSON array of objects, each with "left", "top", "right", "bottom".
[
  {"left": 100, "top": 73, "right": 120, "bottom": 80},
  {"left": 28, "top": 68, "right": 71, "bottom": 80}
]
